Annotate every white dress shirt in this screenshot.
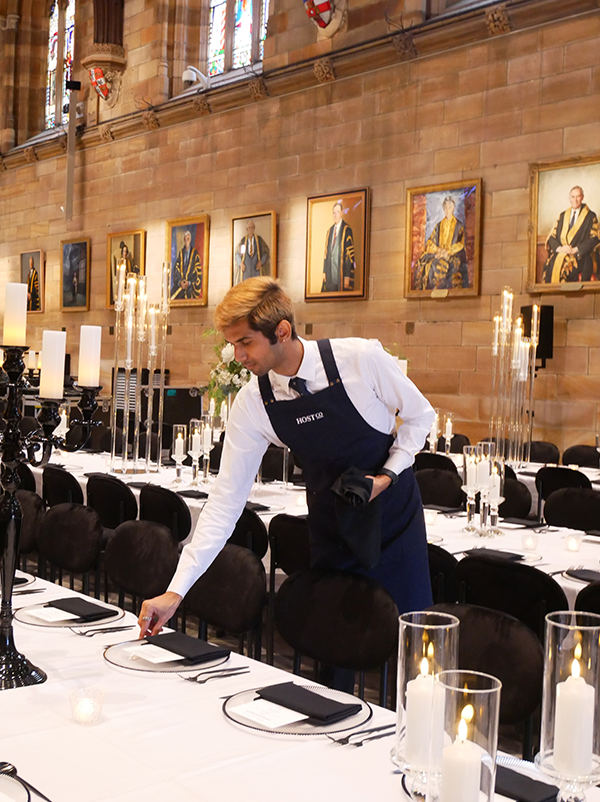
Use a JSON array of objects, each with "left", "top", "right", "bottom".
[{"left": 167, "top": 337, "right": 435, "bottom": 597}]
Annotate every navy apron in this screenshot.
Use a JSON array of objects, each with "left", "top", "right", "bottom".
[{"left": 258, "top": 339, "right": 432, "bottom": 613}]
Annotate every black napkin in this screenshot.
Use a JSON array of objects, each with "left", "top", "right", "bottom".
[
  {"left": 463, "top": 548, "right": 523, "bottom": 562},
  {"left": 517, "top": 470, "right": 539, "bottom": 477},
  {"left": 245, "top": 501, "right": 270, "bottom": 512},
  {"left": 585, "top": 529, "right": 600, "bottom": 538},
  {"left": 565, "top": 568, "right": 600, "bottom": 583},
  {"left": 145, "top": 632, "right": 230, "bottom": 665},
  {"left": 126, "top": 481, "right": 150, "bottom": 489},
  {"left": 14, "top": 576, "right": 28, "bottom": 586},
  {"left": 256, "top": 682, "right": 362, "bottom": 724},
  {"left": 501, "top": 518, "right": 541, "bottom": 528},
  {"left": 84, "top": 471, "right": 108, "bottom": 478},
  {"left": 495, "top": 765, "right": 558, "bottom": 802},
  {"left": 330, "top": 467, "right": 381, "bottom": 570},
  {"left": 48, "top": 598, "right": 120, "bottom": 622},
  {"left": 177, "top": 490, "right": 209, "bottom": 499},
  {"left": 424, "top": 504, "right": 463, "bottom": 513}
]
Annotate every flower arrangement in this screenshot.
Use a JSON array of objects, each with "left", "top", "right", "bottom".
[{"left": 203, "top": 330, "right": 251, "bottom": 409}]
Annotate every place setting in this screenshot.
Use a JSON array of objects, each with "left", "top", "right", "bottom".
[
  {"left": 103, "top": 630, "right": 232, "bottom": 674},
  {"left": 14, "top": 597, "right": 124, "bottom": 628}
]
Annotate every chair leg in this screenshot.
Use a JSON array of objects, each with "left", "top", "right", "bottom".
[
  {"left": 293, "top": 651, "right": 302, "bottom": 675},
  {"left": 358, "top": 672, "right": 365, "bottom": 700},
  {"left": 379, "top": 662, "right": 389, "bottom": 708}
]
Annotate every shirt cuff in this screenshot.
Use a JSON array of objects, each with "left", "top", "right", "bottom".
[{"left": 379, "top": 467, "right": 399, "bottom": 485}]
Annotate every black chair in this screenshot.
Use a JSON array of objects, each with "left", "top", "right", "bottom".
[
  {"left": 415, "top": 469, "right": 466, "bottom": 509},
  {"left": 428, "top": 543, "right": 458, "bottom": 603},
  {"left": 575, "top": 582, "right": 600, "bottom": 614},
  {"left": 16, "top": 489, "right": 45, "bottom": 572},
  {"left": 543, "top": 487, "right": 600, "bottom": 531},
  {"left": 274, "top": 568, "right": 399, "bottom": 706},
  {"left": 529, "top": 441, "right": 560, "bottom": 464},
  {"left": 499, "top": 478, "right": 532, "bottom": 519},
  {"left": 104, "top": 519, "right": 179, "bottom": 612},
  {"left": 37, "top": 503, "right": 104, "bottom": 595},
  {"left": 430, "top": 603, "right": 544, "bottom": 760},
  {"left": 455, "top": 556, "right": 569, "bottom": 642},
  {"left": 86, "top": 473, "right": 138, "bottom": 536},
  {"left": 184, "top": 544, "right": 267, "bottom": 660},
  {"left": 414, "top": 452, "right": 458, "bottom": 473},
  {"left": 16, "top": 462, "right": 37, "bottom": 493},
  {"left": 227, "top": 508, "right": 268, "bottom": 559},
  {"left": 535, "top": 466, "right": 592, "bottom": 521},
  {"left": 139, "top": 484, "right": 192, "bottom": 543},
  {"left": 267, "top": 513, "right": 312, "bottom": 664},
  {"left": 562, "top": 444, "right": 600, "bottom": 469},
  {"left": 42, "top": 465, "right": 84, "bottom": 507},
  {"left": 504, "top": 464, "right": 517, "bottom": 481},
  {"left": 438, "top": 433, "right": 470, "bottom": 453}
]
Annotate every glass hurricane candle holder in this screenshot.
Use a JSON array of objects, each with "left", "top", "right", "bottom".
[
  {"left": 172, "top": 424, "right": 187, "bottom": 483},
  {"left": 461, "top": 446, "right": 480, "bottom": 534},
  {"left": 188, "top": 418, "right": 202, "bottom": 486},
  {"left": 426, "top": 670, "right": 501, "bottom": 802},
  {"left": 429, "top": 410, "right": 440, "bottom": 454},
  {"left": 443, "top": 413, "right": 454, "bottom": 455},
  {"left": 476, "top": 442, "right": 496, "bottom": 538},
  {"left": 487, "top": 456, "right": 505, "bottom": 537},
  {"left": 392, "top": 611, "right": 460, "bottom": 800},
  {"left": 536, "top": 611, "right": 600, "bottom": 802},
  {"left": 201, "top": 422, "right": 214, "bottom": 483}
]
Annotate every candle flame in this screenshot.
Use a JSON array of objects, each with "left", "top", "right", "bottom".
[
  {"left": 461, "top": 704, "right": 474, "bottom": 723},
  {"left": 572, "top": 658, "right": 581, "bottom": 679},
  {"left": 427, "top": 642, "right": 434, "bottom": 659},
  {"left": 420, "top": 658, "right": 429, "bottom": 677},
  {"left": 458, "top": 717, "right": 468, "bottom": 742},
  {"left": 574, "top": 643, "right": 582, "bottom": 660}
]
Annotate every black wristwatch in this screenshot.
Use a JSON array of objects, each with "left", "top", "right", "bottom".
[{"left": 379, "top": 468, "right": 399, "bottom": 485}]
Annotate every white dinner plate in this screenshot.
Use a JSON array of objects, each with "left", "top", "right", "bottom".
[
  {"left": 427, "top": 535, "right": 443, "bottom": 544},
  {"left": 13, "top": 571, "right": 35, "bottom": 589},
  {"left": 14, "top": 601, "right": 124, "bottom": 628},
  {"left": 103, "top": 639, "right": 230, "bottom": 674},
  {"left": 223, "top": 685, "right": 373, "bottom": 736},
  {"left": 0, "top": 774, "right": 31, "bottom": 801}
]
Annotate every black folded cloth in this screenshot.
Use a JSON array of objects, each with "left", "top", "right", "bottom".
[
  {"left": 463, "top": 548, "right": 522, "bottom": 562},
  {"left": 424, "top": 504, "right": 463, "bottom": 513},
  {"left": 495, "top": 765, "right": 558, "bottom": 802},
  {"left": 501, "top": 518, "right": 541, "bottom": 528},
  {"left": 585, "top": 529, "right": 600, "bottom": 538},
  {"left": 48, "top": 597, "right": 120, "bottom": 622},
  {"left": 145, "top": 632, "right": 231, "bottom": 665},
  {"left": 330, "top": 467, "right": 381, "bottom": 570},
  {"left": 84, "top": 471, "right": 109, "bottom": 478},
  {"left": 517, "top": 470, "right": 539, "bottom": 477},
  {"left": 14, "top": 576, "right": 28, "bottom": 586},
  {"left": 565, "top": 568, "right": 600, "bottom": 583},
  {"left": 245, "top": 501, "right": 270, "bottom": 512},
  {"left": 126, "top": 481, "right": 150, "bottom": 489},
  {"left": 256, "top": 682, "right": 362, "bottom": 724},
  {"left": 177, "top": 490, "right": 209, "bottom": 499}
]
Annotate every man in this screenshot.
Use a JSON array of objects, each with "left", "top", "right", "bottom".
[
  {"left": 322, "top": 202, "right": 356, "bottom": 292},
  {"left": 26, "top": 256, "right": 40, "bottom": 311},
  {"left": 234, "top": 219, "right": 270, "bottom": 284},
  {"left": 171, "top": 230, "right": 202, "bottom": 300},
  {"left": 542, "top": 186, "right": 599, "bottom": 283},
  {"left": 413, "top": 196, "right": 469, "bottom": 290},
  {"left": 139, "top": 277, "right": 435, "bottom": 649}
]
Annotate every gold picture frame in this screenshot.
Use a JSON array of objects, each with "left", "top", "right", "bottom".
[
  {"left": 528, "top": 155, "right": 600, "bottom": 292},
  {"left": 61, "top": 238, "right": 91, "bottom": 312},
  {"left": 165, "top": 215, "right": 210, "bottom": 307},
  {"left": 231, "top": 211, "right": 277, "bottom": 286},
  {"left": 20, "top": 250, "right": 45, "bottom": 314},
  {"left": 405, "top": 179, "right": 482, "bottom": 298},
  {"left": 106, "top": 229, "right": 146, "bottom": 308}
]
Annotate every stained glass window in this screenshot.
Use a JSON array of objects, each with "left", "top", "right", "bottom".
[
  {"left": 232, "top": 0, "right": 252, "bottom": 70},
  {"left": 208, "top": 0, "right": 227, "bottom": 76},
  {"left": 208, "top": 0, "right": 269, "bottom": 77},
  {"left": 45, "top": 0, "right": 76, "bottom": 129}
]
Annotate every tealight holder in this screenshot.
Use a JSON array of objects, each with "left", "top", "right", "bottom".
[
  {"left": 172, "top": 424, "right": 187, "bottom": 483},
  {"left": 188, "top": 418, "right": 202, "bottom": 486},
  {"left": 426, "top": 670, "right": 501, "bottom": 802},
  {"left": 461, "top": 446, "right": 480, "bottom": 534},
  {"left": 392, "top": 611, "right": 460, "bottom": 800},
  {"left": 565, "top": 533, "right": 584, "bottom": 553},
  {"left": 535, "top": 611, "right": 600, "bottom": 802},
  {"left": 69, "top": 687, "right": 105, "bottom": 725}
]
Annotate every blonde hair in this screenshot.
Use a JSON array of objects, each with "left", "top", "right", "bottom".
[{"left": 214, "top": 277, "right": 297, "bottom": 343}]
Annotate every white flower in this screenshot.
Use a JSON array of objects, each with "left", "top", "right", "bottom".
[
  {"left": 240, "top": 368, "right": 248, "bottom": 378},
  {"left": 221, "top": 343, "right": 235, "bottom": 365}
]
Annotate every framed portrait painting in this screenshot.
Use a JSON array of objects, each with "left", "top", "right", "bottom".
[
  {"left": 305, "top": 188, "right": 370, "bottom": 301},
  {"left": 405, "top": 180, "right": 481, "bottom": 298},
  {"left": 232, "top": 212, "right": 276, "bottom": 286},
  {"left": 166, "top": 215, "right": 209, "bottom": 307},
  {"left": 106, "top": 229, "right": 146, "bottom": 308},
  {"left": 528, "top": 156, "right": 600, "bottom": 291},
  {"left": 20, "top": 250, "right": 45, "bottom": 314},
  {"left": 61, "top": 238, "right": 90, "bottom": 311}
]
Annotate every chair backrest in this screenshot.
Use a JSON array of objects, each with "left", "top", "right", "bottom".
[
  {"left": 535, "top": 466, "right": 592, "bottom": 519},
  {"left": 104, "top": 520, "right": 179, "bottom": 599},
  {"left": 415, "top": 469, "right": 466, "bottom": 509},
  {"left": 42, "top": 465, "right": 84, "bottom": 507},
  {"left": 428, "top": 543, "right": 458, "bottom": 603},
  {"left": 414, "top": 452, "right": 458, "bottom": 473},
  {"left": 562, "top": 444, "right": 600, "bottom": 469},
  {"left": 543, "top": 487, "right": 600, "bottom": 531},
  {"left": 139, "top": 484, "right": 192, "bottom": 543},
  {"left": 86, "top": 474, "right": 138, "bottom": 530},
  {"left": 268, "top": 514, "right": 312, "bottom": 577},
  {"left": 430, "top": 603, "right": 544, "bottom": 726},
  {"left": 274, "top": 568, "right": 399, "bottom": 671},
  {"left": 227, "top": 508, "right": 268, "bottom": 559},
  {"left": 575, "top": 582, "right": 600, "bottom": 615},
  {"left": 37, "top": 502, "right": 103, "bottom": 573},
  {"left": 498, "top": 478, "right": 532, "bottom": 519},
  {"left": 16, "top": 462, "right": 37, "bottom": 493},
  {"left": 438, "top": 433, "right": 470, "bottom": 453},
  {"left": 260, "top": 446, "right": 294, "bottom": 482},
  {"left": 15, "top": 489, "right": 45, "bottom": 555},
  {"left": 455, "top": 556, "right": 569, "bottom": 641},
  {"left": 529, "top": 440, "right": 560, "bottom": 464},
  {"left": 185, "top": 544, "right": 267, "bottom": 634},
  {"left": 504, "top": 464, "right": 517, "bottom": 481}
]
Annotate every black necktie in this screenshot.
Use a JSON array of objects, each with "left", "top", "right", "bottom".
[
  {"left": 289, "top": 377, "right": 311, "bottom": 397},
  {"left": 569, "top": 211, "right": 577, "bottom": 229}
]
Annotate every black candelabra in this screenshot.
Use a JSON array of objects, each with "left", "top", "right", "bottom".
[{"left": 0, "top": 346, "right": 101, "bottom": 690}]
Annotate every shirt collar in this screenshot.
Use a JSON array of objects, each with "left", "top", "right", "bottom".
[{"left": 269, "top": 337, "right": 315, "bottom": 393}]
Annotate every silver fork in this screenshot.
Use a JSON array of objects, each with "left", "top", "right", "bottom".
[
  {"left": 70, "top": 625, "right": 135, "bottom": 637},
  {"left": 182, "top": 669, "right": 250, "bottom": 684},
  {"left": 327, "top": 723, "right": 395, "bottom": 745},
  {"left": 351, "top": 729, "right": 396, "bottom": 747}
]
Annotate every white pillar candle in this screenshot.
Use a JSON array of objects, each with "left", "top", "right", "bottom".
[
  {"left": 221, "top": 401, "right": 228, "bottom": 425},
  {"left": 445, "top": 418, "right": 453, "bottom": 441},
  {"left": 439, "top": 718, "right": 481, "bottom": 802},
  {"left": 191, "top": 431, "right": 201, "bottom": 455},
  {"left": 27, "top": 350, "right": 36, "bottom": 369},
  {"left": 3, "top": 283, "right": 27, "bottom": 346},
  {"left": 174, "top": 433, "right": 184, "bottom": 459},
  {"left": 209, "top": 397, "right": 216, "bottom": 417},
  {"left": 203, "top": 425, "right": 212, "bottom": 451},
  {"left": 405, "top": 658, "right": 443, "bottom": 769},
  {"left": 554, "top": 656, "right": 595, "bottom": 777},
  {"left": 78, "top": 325, "right": 102, "bottom": 387},
  {"left": 39, "top": 330, "right": 67, "bottom": 399},
  {"left": 477, "top": 459, "right": 491, "bottom": 488},
  {"left": 37, "top": 352, "right": 42, "bottom": 370},
  {"left": 429, "top": 420, "right": 438, "bottom": 447},
  {"left": 466, "top": 458, "right": 477, "bottom": 488},
  {"left": 489, "top": 468, "right": 501, "bottom": 502}
]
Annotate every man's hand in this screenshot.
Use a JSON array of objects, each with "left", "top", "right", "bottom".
[
  {"left": 138, "top": 591, "right": 182, "bottom": 638},
  {"left": 366, "top": 474, "right": 392, "bottom": 502}
]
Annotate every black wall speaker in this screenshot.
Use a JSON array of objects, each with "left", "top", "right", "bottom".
[{"left": 521, "top": 305, "right": 553, "bottom": 363}]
